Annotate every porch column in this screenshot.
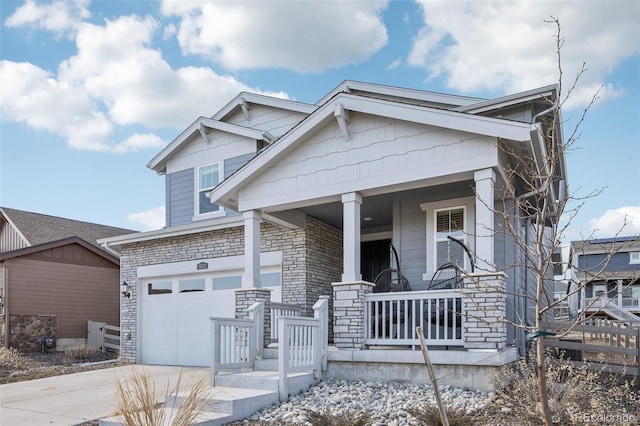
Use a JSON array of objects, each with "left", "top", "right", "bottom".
[
  {"left": 474, "top": 169, "right": 495, "bottom": 272},
  {"left": 617, "top": 279, "right": 623, "bottom": 307},
  {"left": 243, "top": 210, "right": 261, "bottom": 289},
  {"left": 342, "top": 192, "right": 362, "bottom": 282}
]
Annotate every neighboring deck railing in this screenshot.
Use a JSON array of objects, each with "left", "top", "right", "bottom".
[
  {"left": 364, "top": 290, "right": 464, "bottom": 347},
  {"left": 278, "top": 296, "right": 328, "bottom": 401},
  {"left": 271, "top": 302, "right": 303, "bottom": 343}
]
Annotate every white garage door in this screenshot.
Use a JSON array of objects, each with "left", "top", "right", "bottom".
[{"left": 141, "top": 272, "right": 281, "bottom": 366}]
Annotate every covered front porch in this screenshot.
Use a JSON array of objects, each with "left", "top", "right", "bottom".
[{"left": 215, "top": 268, "right": 515, "bottom": 395}]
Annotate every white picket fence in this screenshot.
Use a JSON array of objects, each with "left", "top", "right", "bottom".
[{"left": 87, "top": 320, "right": 120, "bottom": 353}]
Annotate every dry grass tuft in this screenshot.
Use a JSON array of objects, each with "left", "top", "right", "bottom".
[
  {"left": 64, "top": 345, "right": 101, "bottom": 364},
  {"left": 113, "top": 367, "right": 211, "bottom": 426},
  {"left": 304, "top": 408, "right": 371, "bottom": 426},
  {"left": 407, "top": 405, "right": 480, "bottom": 426},
  {"left": 0, "top": 347, "right": 41, "bottom": 370}
]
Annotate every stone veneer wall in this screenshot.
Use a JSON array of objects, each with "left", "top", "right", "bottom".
[
  {"left": 7, "top": 314, "right": 57, "bottom": 352},
  {"left": 304, "top": 216, "right": 342, "bottom": 342},
  {"left": 119, "top": 215, "right": 342, "bottom": 362}
]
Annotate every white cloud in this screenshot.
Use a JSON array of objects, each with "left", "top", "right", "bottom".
[
  {"left": 589, "top": 207, "right": 640, "bottom": 238},
  {"left": 408, "top": 1, "right": 640, "bottom": 108},
  {"left": 161, "top": 0, "right": 389, "bottom": 72},
  {"left": 1, "top": 14, "right": 289, "bottom": 153},
  {"left": 387, "top": 57, "right": 402, "bottom": 71},
  {"left": 5, "top": 0, "right": 90, "bottom": 36},
  {"left": 128, "top": 206, "right": 166, "bottom": 231}
]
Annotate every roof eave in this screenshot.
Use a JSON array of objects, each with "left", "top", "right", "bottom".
[{"left": 210, "top": 93, "right": 532, "bottom": 211}]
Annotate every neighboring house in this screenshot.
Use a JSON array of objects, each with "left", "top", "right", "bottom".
[
  {"left": 0, "top": 207, "right": 135, "bottom": 351},
  {"left": 101, "top": 81, "right": 567, "bottom": 389},
  {"left": 570, "top": 236, "right": 640, "bottom": 322}
]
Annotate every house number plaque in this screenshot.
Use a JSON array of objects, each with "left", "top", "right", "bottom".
[{"left": 197, "top": 262, "right": 208, "bottom": 270}]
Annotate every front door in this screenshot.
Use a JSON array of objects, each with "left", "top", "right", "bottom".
[{"left": 361, "top": 239, "right": 391, "bottom": 283}]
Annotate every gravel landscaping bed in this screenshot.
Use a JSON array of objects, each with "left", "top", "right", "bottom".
[{"left": 0, "top": 347, "right": 124, "bottom": 384}]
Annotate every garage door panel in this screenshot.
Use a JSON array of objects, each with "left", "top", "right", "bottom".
[
  {"left": 146, "top": 322, "right": 177, "bottom": 344},
  {"left": 147, "top": 298, "right": 177, "bottom": 322},
  {"left": 176, "top": 322, "right": 208, "bottom": 343},
  {"left": 178, "top": 344, "right": 209, "bottom": 366},
  {"left": 145, "top": 344, "right": 177, "bottom": 365},
  {"left": 210, "top": 291, "right": 235, "bottom": 318},
  {"left": 177, "top": 298, "right": 209, "bottom": 322}
]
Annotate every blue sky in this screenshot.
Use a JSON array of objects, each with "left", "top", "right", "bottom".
[{"left": 1, "top": 0, "right": 639, "bottom": 244}]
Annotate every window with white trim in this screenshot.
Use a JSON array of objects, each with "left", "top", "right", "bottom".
[
  {"left": 630, "top": 252, "right": 640, "bottom": 265},
  {"left": 197, "top": 163, "right": 222, "bottom": 216},
  {"left": 421, "top": 197, "right": 474, "bottom": 279},
  {"left": 435, "top": 207, "right": 466, "bottom": 268}
]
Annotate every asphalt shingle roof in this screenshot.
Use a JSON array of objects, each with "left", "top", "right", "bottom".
[{"left": 0, "top": 207, "right": 136, "bottom": 250}]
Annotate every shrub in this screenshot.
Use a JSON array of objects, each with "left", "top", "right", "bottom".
[
  {"left": 113, "top": 367, "right": 211, "bottom": 426},
  {"left": 64, "top": 345, "right": 100, "bottom": 364},
  {"left": 0, "top": 347, "right": 39, "bottom": 370},
  {"left": 485, "top": 349, "right": 639, "bottom": 425}
]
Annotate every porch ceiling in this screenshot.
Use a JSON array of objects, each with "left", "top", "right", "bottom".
[{"left": 297, "top": 180, "right": 474, "bottom": 233}]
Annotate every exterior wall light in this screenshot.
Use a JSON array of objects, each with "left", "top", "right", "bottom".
[{"left": 121, "top": 282, "right": 131, "bottom": 299}]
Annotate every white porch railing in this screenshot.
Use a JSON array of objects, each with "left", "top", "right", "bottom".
[
  {"left": 271, "top": 302, "right": 303, "bottom": 343},
  {"left": 277, "top": 296, "right": 328, "bottom": 401},
  {"left": 210, "top": 302, "right": 263, "bottom": 385},
  {"left": 364, "top": 290, "right": 464, "bottom": 347}
]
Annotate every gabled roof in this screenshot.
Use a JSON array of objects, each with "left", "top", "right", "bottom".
[
  {"left": 0, "top": 236, "right": 120, "bottom": 265},
  {"left": 316, "top": 80, "right": 485, "bottom": 109},
  {"left": 212, "top": 92, "right": 317, "bottom": 122},
  {"left": 147, "top": 117, "right": 278, "bottom": 174},
  {"left": 0, "top": 207, "right": 135, "bottom": 253},
  {"left": 209, "top": 91, "right": 533, "bottom": 212}
]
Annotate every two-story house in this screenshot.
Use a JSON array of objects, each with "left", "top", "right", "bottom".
[
  {"left": 100, "top": 81, "right": 566, "bottom": 389},
  {"left": 570, "top": 236, "right": 640, "bottom": 322}
]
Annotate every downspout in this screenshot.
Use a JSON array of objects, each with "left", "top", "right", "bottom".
[{"left": 517, "top": 105, "right": 557, "bottom": 204}]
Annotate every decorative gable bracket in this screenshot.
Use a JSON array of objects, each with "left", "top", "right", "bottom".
[
  {"left": 198, "top": 122, "right": 210, "bottom": 143},
  {"left": 334, "top": 103, "right": 351, "bottom": 143},
  {"left": 240, "top": 97, "right": 251, "bottom": 122}
]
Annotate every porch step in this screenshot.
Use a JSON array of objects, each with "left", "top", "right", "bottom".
[
  {"left": 214, "top": 369, "right": 316, "bottom": 396},
  {"left": 253, "top": 357, "right": 278, "bottom": 371}
]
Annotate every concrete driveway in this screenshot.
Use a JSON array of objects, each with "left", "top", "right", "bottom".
[{"left": 0, "top": 364, "right": 209, "bottom": 426}]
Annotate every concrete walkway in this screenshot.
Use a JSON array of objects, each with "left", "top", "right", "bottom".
[{"left": 0, "top": 364, "right": 209, "bottom": 426}]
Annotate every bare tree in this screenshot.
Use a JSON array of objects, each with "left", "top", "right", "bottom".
[{"left": 470, "top": 17, "right": 637, "bottom": 426}]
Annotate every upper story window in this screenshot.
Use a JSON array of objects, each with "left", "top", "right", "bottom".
[
  {"left": 435, "top": 207, "right": 466, "bottom": 268},
  {"left": 631, "top": 252, "right": 640, "bottom": 265},
  {"left": 197, "top": 163, "right": 222, "bottom": 216}
]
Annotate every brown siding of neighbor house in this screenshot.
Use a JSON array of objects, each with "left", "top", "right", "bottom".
[{"left": 6, "top": 255, "right": 119, "bottom": 339}]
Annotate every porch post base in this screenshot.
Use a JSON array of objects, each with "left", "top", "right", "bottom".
[
  {"left": 235, "top": 288, "right": 273, "bottom": 346},
  {"left": 462, "top": 272, "right": 508, "bottom": 350},
  {"left": 332, "top": 280, "right": 374, "bottom": 350}
]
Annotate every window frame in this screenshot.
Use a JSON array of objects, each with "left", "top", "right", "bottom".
[
  {"left": 420, "top": 196, "right": 475, "bottom": 280},
  {"left": 194, "top": 162, "right": 224, "bottom": 220},
  {"left": 630, "top": 252, "right": 640, "bottom": 265},
  {"left": 434, "top": 205, "right": 467, "bottom": 269}
]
